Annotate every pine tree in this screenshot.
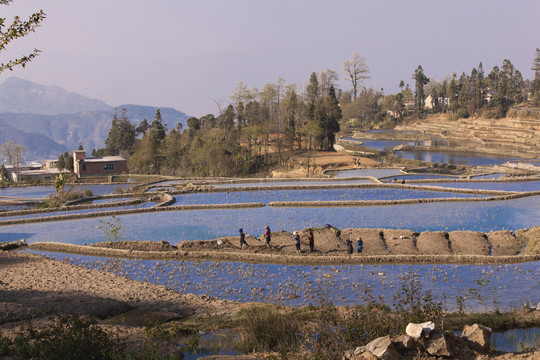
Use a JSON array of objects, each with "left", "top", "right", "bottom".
[
  {"left": 532, "top": 48, "right": 540, "bottom": 105},
  {"left": 104, "top": 109, "right": 120, "bottom": 156},
  {"left": 56, "top": 154, "right": 65, "bottom": 171},
  {"left": 147, "top": 109, "right": 167, "bottom": 172},
  {"left": 136, "top": 119, "right": 149, "bottom": 136},
  {"left": 314, "top": 86, "right": 341, "bottom": 150},
  {"left": 446, "top": 75, "right": 458, "bottom": 113},
  {"left": 412, "top": 65, "right": 429, "bottom": 113}
]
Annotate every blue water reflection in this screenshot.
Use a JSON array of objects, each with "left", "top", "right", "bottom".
[
  {"left": 341, "top": 137, "right": 406, "bottom": 152},
  {"left": 173, "top": 188, "right": 486, "bottom": 205},
  {"left": 32, "top": 250, "right": 540, "bottom": 312},
  {"left": 0, "top": 202, "right": 155, "bottom": 221},
  {"left": 381, "top": 174, "right": 458, "bottom": 181},
  {"left": 395, "top": 150, "right": 518, "bottom": 166},
  {"left": 0, "top": 184, "right": 131, "bottom": 199},
  {"left": 418, "top": 181, "right": 540, "bottom": 192},
  {"left": 2, "top": 195, "right": 539, "bottom": 245},
  {"left": 213, "top": 180, "right": 374, "bottom": 187},
  {"left": 329, "top": 169, "right": 403, "bottom": 178}
]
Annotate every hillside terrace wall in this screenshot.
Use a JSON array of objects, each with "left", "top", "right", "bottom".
[{"left": 28, "top": 241, "right": 540, "bottom": 265}]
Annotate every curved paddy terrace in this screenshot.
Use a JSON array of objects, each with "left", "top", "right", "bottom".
[
  {"left": 172, "top": 187, "right": 492, "bottom": 206},
  {"left": 414, "top": 179, "right": 540, "bottom": 192},
  {"left": 1, "top": 176, "right": 539, "bottom": 259},
  {"left": 1, "top": 175, "right": 539, "bottom": 315},
  {"left": 1, "top": 192, "right": 539, "bottom": 245},
  {"left": 0, "top": 183, "right": 131, "bottom": 199},
  {"left": 0, "top": 202, "right": 156, "bottom": 222}
]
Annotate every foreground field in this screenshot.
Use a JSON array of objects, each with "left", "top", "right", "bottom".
[{"left": 0, "top": 250, "right": 538, "bottom": 359}]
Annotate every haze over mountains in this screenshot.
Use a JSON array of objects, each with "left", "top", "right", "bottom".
[{"left": 0, "top": 77, "right": 189, "bottom": 162}]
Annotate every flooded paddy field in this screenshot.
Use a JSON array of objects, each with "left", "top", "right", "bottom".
[
  {"left": 2, "top": 194, "right": 539, "bottom": 245},
  {"left": 31, "top": 250, "right": 540, "bottom": 312},
  {"left": 172, "top": 187, "right": 489, "bottom": 206},
  {"left": 2, "top": 169, "right": 539, "bottom": 326},
  {"left": 0, "top": 183, "right": 130, "bottom": 199},
  {"left": 342, "top": 135, "right": 521, "bottom": 165},
  {"left": 416, "top": 180, "right": 540, "bottom": 192},
  {"left": 340, "top": 137, "right": 406, "bottom": 152},
  {"left": 211, "top": 179, "right": 375, "bottom": 187},
  {"left": 327, "top": 168, "right": 403, "bottom": 178},
  {"left": 0, "top": 202, "right": 155, "bottom": 222},
  {"left": 395, "top": 149, "right": 519, "bottom": 166}
]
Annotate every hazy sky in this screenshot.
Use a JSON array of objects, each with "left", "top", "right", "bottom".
[{"left": 2, "top": 0, "right": 539, "bottom": 116}]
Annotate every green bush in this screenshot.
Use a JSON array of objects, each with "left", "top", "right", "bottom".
[
  {"left": 457, "top": 108, "right": 469, "bottom": 119},
  {"left": 301, "top": 305, "right": 403, "bottom": 360},
  {"left": 0, "top": 336, "right": 9, "bottom": 356},
  {"left": 11, "top": 314, "right": 125, "bottom": 360},
  {"left": 41, "top": 189, "right": 93, "bottom": 208},
  {"left": 237, "top": 305, "right": 299, "bottom": 354}
]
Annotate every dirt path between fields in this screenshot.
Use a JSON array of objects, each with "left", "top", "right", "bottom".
[{"left": 28, "top": 226, "right": 540, "bottom": 265}]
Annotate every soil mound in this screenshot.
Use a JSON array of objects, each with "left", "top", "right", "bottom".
[{"left": 90, "top": 240, "right": 177, "bottom": 252}]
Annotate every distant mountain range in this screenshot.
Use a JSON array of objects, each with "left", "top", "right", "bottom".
[{"left": 0, "top": 77, "right": 189, "bottom": 161}]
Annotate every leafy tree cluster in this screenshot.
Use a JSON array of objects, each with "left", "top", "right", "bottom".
[
  {"left": 413, "top": 58, "right": 530, "bottom": 119},
  {"left": 345, "top": 54, "right": 538, "bottom": 131},
  {"left": 103, "top": 108, "right": 136, "bottom": 157},
  {"left": 124, "top": 71, "right": 342, "bottom": 176}
]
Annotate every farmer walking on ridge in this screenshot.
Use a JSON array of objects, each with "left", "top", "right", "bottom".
[
  {"left": 357, "top": 237, "right": 363, "bottom": 253},
  {"left": 308, "top": 228, "right": 314, "bottom": 253},
  {"left": 264, "top": 225, "right": 271, "bottom": 248},
  {"left": 293, "top": 231, "right": 301, "bottom": 253},
  {"left": 239, "top": 228, "right": 248, "bottom": 249},
  {"left": 346, "top": 239, "right": 353, "bottom": 255}
]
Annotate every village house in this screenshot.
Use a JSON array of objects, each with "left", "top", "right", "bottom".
[
  {"left": 3, "top": 162, "right": 72, "bottom": 182},
  {"left": 73, "top": 150, "right": 127, "bottom": 178},
  {"left": 12, "top": 168, "right": 63, "bottom": 182}
]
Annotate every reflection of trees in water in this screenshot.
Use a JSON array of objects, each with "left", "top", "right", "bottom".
[{"left": 396, "top": 150, "right": 517, "bottom": 166}]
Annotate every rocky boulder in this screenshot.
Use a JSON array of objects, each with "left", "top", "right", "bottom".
[
  {"left": 462, "top": 323, "right": 492, "bottom": 353},
  {"left": 405, "top": 321, "right": 435, "bottom": 339},
  {"left": 365, "top": 335, "right": 400, "bottom": 360},
  {"left": 425, "top": 329, "right": 453, "bottom": 357},
  {"left": 392, "top": 334, "right": 415, "bottom": 352}
]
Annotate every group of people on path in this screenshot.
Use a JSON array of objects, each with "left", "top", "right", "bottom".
[
  {"left": 239, "top": 225, "right": 273, "bottom": 249},
  {"left": 346, "top": 237, "right": 363, "bottom": 254},
  {"left": 292, "top": 229, "right": 315, "bottom": 253},
  {"left": 238, "top": 226, "right": 362, "bottom": 255}
]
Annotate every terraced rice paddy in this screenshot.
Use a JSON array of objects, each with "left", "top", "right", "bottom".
[
  {"left": 173, "top": 187, "right": 489, "bottom": 206},
  {"left": 1, "top": 168, "right": 539, "bottom": 312},
  {"left": 36, "top": 250, "right": 539, "bottom": 312}
]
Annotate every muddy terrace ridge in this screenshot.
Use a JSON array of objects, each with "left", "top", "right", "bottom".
[{"left": 29, "top": 225, "right": 540, "bottom": 265}]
